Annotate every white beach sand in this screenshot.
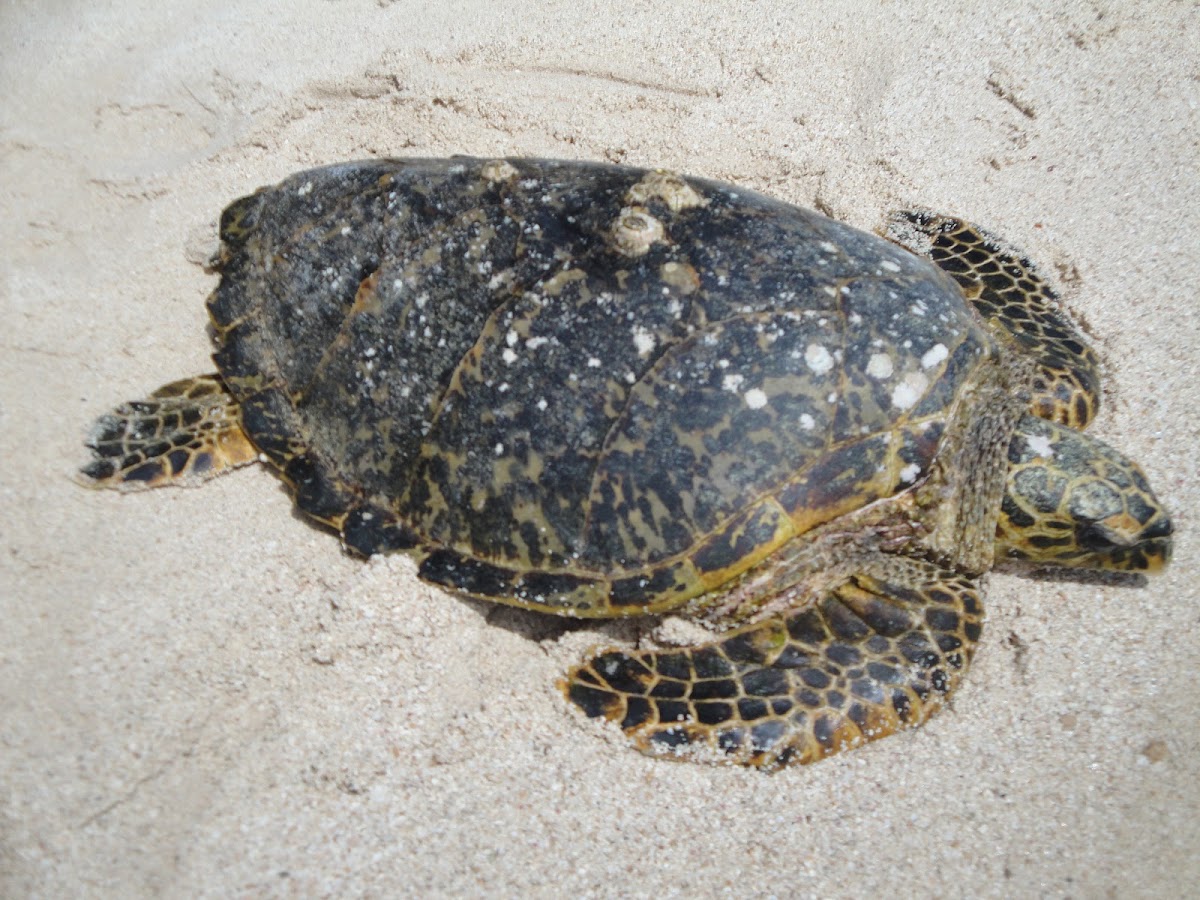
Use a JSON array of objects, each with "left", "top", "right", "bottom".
[{"left": 2, "top": 1, "right": 1197, "bottom": 895}]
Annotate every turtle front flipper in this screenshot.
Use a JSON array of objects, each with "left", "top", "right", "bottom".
[
  {"left": 886, "top": 211, "right": 1101, "bottom": 430},
  {"left": 562, "top": 559, "right": 982, "bottom": 769},
  {"left": 79, "top": 374, "right": 258, "bottom": 489}
]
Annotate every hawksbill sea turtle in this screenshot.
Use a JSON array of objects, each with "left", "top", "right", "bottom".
[{"left": 79, "top": 158, "right": 1172, "bottom": 768}]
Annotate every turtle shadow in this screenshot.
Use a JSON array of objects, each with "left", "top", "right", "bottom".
[
  {"left": 472, "top": 563, "right": 1151, "bottom": 651},
  {"left": 267, "top": 488, "right": 642, "bottom": 646},
  {"left": 469, "top": 597, "right": 651, "bottom": 649},
  {"left": 996, "top": 562, "right": 1148, "bottom": 589},
  {"left": 480, "top": 603, "right": 596, "bottom": 643}
]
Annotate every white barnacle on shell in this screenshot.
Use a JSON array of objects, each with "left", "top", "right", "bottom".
[
  {"left": 610, "top": 206, "right": 666, "bottom": 257},
  {"left": 481, "top": 160, "right": 519, "bottom": 182},
  {"left": 626, "top": 170, "right": 708, "bottom": 212}
]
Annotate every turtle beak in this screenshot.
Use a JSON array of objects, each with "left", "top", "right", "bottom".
[
  {"left": 1132, "top": 516, "right": 1173, "bottom": 573},
  {"left": 1075, "top": 513, "right": 1173, "bottom": 573}
]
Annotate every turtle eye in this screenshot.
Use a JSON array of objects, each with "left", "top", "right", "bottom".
[{"left": 1140, "top": 517, "right": 1173, "bottom": 540}]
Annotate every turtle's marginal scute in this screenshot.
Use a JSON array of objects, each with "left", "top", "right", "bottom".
[{"left": 340, "top": 505, "right": 423, "bottom": 556}]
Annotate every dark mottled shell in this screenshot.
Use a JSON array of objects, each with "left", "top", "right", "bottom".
[{"left": 207, "top": 158, "right": 990, "bottom": 616}]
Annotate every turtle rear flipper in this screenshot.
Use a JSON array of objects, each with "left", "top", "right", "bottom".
[
  {"left": 563, "top": 559, "right": 982, "bottom": 769},
  {"left": 79, "top": 374, "right": 258, "bottom": 490},
  {"left": 886, "top": 210, "right": 1101, "bottom": 430}
]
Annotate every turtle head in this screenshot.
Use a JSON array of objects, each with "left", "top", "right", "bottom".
[{"left": 995, "top": 415, "right": 1172, "bottom": 573}]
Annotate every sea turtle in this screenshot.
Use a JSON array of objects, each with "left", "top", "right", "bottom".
[{"left": 80, "top": 157, "right": 1172, "bottom": 769}]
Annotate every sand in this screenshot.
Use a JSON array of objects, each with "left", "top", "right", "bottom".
[{"left": 2, "top": 1, "right": 1197, "bottom": 896}]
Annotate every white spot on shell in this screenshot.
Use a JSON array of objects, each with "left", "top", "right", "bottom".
[
  {"left": 722, "top": 373, "right": 745, "bottom": 393},
  {"left": 866, "top": 353, "right": 894, "bottom": 379},
  {"left": 880, "top": 259, "right": 901, "bottom": 273},
  {"left": 805, "top": 344, "right": 835, "bottom": 375},
  {"left": 632, "top": 326, "right": 656, "bottom": 356},
  {"left": 891, "top": 372, "right": 929, "bottom": 410},
  {"left": 1025, "top": 433, "right": 1055, "bottom": 459},
  {"left": 921, "top": 343, "right": 949, "bottom": 369},
  {"left": 899, "top": 462, "right": 921, "bottom": 483},
  {"left": 501, "top": 348, "right": 518, "bottom": 365},
  {"left": 587, "top": 356, "right": 601, "bottom": 368},
  {"left": 799, "top": 413, "right": 815, "bottom": 430},
  {"left": 494, "top": 443, "right": 505, "bottom": 456},
  {"left": 744, "top": 388, "right": 768, "bottom": 409}
]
